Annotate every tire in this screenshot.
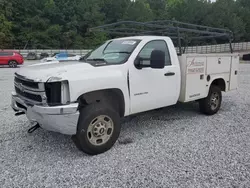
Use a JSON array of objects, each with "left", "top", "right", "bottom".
[
  {"left": 199, "top": 85, "right": 222, "bottom": 115},
  {"left": 74, "top": 102, "right": 121, "bottom": 155},
  {"left": 8, "top": 60, "right": 18, "bottom": 68}
]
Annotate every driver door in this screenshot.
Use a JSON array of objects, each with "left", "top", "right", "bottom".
[{"left": 129, "top": 40, "right": 179, "bottom": 114}]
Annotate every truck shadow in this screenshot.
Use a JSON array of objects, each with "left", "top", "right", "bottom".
[
  {"left": 26, "top": 97, "right": 240, "bottom": 158},
  {"left": 121, "top": 101, "right": 199, "bottom": 124},
  {"left": 0, "top": 66, "right": 21, "bottom": 69},
  {"left": 26, "top": 130, "right": 87, "bottom": 157}
]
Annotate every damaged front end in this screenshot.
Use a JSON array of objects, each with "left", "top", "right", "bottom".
[{"left": 11, "top": 73, "right": 79, "bottom": 135}]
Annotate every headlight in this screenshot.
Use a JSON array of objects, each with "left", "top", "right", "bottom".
[
  {"left": 61, "top": 81, "right": 70, "bottom": 104},
  {"left": 45, "top": 81, "right": 70, "bottom": 106}
]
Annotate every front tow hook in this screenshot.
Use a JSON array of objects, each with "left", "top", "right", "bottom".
[
  {"left": 28, "top": 123, "right": 40, "bottom": 133},
  {"left": 15, "top": 111, "right": 25, "bottom": 116}
]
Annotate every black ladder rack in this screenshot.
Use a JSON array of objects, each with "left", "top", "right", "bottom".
[{"left": 89, "top": 20, "right": 234, "bottom": 55}]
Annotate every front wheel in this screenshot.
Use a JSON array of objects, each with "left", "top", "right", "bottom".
[
  {"left": 73, "top": 102, "right": 121, "bottom": 155},
  {"left": 199, "top": 85, "right": 222, "bottom": 115}
]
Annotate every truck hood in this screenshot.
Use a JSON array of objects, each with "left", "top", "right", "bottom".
[{"left": 16, "top": 61, "right": 96, "bottom": 82}]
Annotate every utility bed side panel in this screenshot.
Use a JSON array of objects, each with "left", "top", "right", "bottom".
[
  {"left": 178, "top": 56, "right": 187, "bottom": 102},
  {"left": 185, "top": 56, "right": 207, "bottom": 102},
  {"left": 178, "top": 54, "right": 207, "bottom": 102}
]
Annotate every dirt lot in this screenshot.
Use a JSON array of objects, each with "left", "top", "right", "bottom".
[{"left": 0, "top": 61, "right": 249, "bottom": 188}]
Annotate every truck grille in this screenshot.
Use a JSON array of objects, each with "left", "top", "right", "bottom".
[
  {"left": 14, "top": 74, "right": 46, "bottom": 104},
  {"left": 14, "top": 76, "right": 39, "bottom": 89},
  {"left": 15, "top": 86, "right": 42, "bottom": 102}
]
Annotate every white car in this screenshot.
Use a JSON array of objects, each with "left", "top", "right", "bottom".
[{"left": 41, "top": 52, "right": 81, "bottom": 62}]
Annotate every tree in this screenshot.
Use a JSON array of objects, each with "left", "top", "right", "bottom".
[
  {"left": 204, "top": 0, "right": 245, "bottom": 42},
  {"left": 0, "top": 0, "right": 249, "bottom": 49},
  {"left": 237, "top": 0, "right": 250, "bottom": 41},
  {"left": 100, "top": 0, "right": 131, "bottom": 23},
  {"left": 124, "top": 0, "right": 154, "bottom": 22},
  {"left": 146, "top": 0, "right": 169, "bottom": 20},
  {"left": 0, "top": 14, "right": 13, "bottom": 49}
]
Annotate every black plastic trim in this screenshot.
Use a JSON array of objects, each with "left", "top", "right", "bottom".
[
  {"left": 127, "top": 70, "right": 130, "bottom": 98},
  {"left": 45, "top": 82, "right": 61, "bottom": 106}
]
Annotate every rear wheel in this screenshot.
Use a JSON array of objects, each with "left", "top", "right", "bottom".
[
  {"left": 199, "top": 85, "right": 222, "bottom": 115},
  {"left": 8, "top": 60, "right": 18, "bottom": 68},
  {"left": 73, "top": 102, "right": 121, "bottom": 155}
]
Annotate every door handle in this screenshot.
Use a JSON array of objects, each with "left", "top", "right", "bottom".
[{"left": 164, "top": 72, "right": 175, "bottom": 76}]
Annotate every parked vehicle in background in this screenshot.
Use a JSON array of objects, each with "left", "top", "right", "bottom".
[
  {"left": 26, "top": 52, "right": 38, "bottom": 60},
  {"left": 11, "top": 20, "right": 239, "bottom": 155},
  {"left": 242, "top": 53, "right": 250, "bottom": 61},
  {"left": 40, "top": 52, "right": 49, "bottom": 60},
  {"left": 0, "top": 50, "right": 24, "bottom": 68},
  {"left": 41, "top": 52, "right": 81, "bottom": 62}
]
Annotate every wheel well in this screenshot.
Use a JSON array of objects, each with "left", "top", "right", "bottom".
[
  {"left": 8, "top": 60, "right": 17, "bottom": 63},
  {"left": 211, "top": 78, "right": 226, "bottom": 91},
  {"left": 77, "top": 89, "right": 125, "bottom": 117}
]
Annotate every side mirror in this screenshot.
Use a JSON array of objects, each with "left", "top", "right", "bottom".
[
  {"left": 150, "top": 50, "right": 165, "bottom": 69},
  {"left": 134, "top": 57, "right": 143, "bottom": 69}
]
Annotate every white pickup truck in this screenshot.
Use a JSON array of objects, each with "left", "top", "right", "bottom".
[{"left": 11, "top": 33, "right": 239, "bottom": 155}]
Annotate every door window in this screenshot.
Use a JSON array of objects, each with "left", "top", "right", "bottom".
[
  {"left": 138, "top": 40, "right": 171, "bottom": 66},
  {"left": 0, "top": 52, "right": 13, "bottom": 56}
]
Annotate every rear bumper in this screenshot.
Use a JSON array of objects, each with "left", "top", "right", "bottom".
[
  {"left": 11, "top": 92, "right": 79, "bottom": 135},
  {"left": 16, "top": 58, "right": 24, "bottom": 64}
]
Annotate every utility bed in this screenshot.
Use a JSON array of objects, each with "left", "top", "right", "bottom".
[{"left": 178, "top": 53, "right": 239, "bottom": 102}]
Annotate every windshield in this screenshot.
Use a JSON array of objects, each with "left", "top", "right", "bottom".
[{"left": 84, "top": 39, "right": 141, "bottom": 65}]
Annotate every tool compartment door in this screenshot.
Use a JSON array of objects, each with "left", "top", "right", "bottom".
[
  {"left": 229, "top": 55, "right": 239, "bottom": 90},
  {"left": 206, "top": 56, "right": 231, "bottom": 75}
]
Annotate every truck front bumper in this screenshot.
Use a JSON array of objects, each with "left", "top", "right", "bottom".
[{"left": 11, "top": 92, "right": 79, "bottom": 135}]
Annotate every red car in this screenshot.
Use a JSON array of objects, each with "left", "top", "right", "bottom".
[{"left": 0, "top": 50, "right": 24, "bottom": 68}]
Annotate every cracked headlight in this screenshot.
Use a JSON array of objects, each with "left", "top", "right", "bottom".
[
  {"left": 45, "top": 80, "right": 70, "bottom": 106},
  {"left": 61, "top": 81, "right": 70, "bottom": 104}
]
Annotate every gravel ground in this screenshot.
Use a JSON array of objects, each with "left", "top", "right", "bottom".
[{"left": 0, "top": 61, "right": 250, "bottom": 188}]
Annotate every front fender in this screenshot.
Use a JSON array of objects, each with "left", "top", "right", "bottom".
[{"left": 68, "top": 69, "right": 130, "bottom": 116}]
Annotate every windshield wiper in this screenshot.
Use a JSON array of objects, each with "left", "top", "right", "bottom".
[
  {"left": 86, "top": 58, "right": 107, "bottom": 64},
  {"left": 87, "top": 58, "right": 106, "bottom": 61},
  {"left": 104, "top": 51, "right": 131, "bottom": 55}
]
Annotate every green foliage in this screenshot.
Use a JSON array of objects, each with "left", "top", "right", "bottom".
[
  {"left": 124, "top": 0, "right": 154, "bottom": 22},
  {"left": 0, "top": 14, "right": 13, "bottom": 49},
  {"left": 100, "top": 0, "right": 131, "bottom": 23},
  {"left": 146, "top": 0, "right": 169, "bottom": 19},
  {"left": 0, "top": 0, "right": 249, "bottom": 49}
]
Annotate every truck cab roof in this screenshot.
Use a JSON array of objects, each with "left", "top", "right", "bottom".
[{"left": 112, "top": 35, "right": 171, "bottom": 41}]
